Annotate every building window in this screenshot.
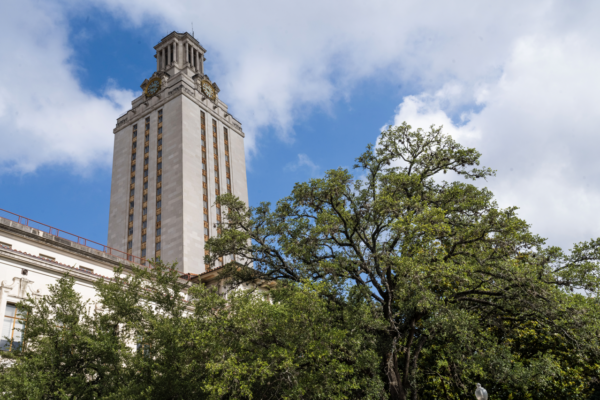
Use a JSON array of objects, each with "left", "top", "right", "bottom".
[
  {"left": 144, "top": 181, "right": 149, "bottom": 189},
  {"left": 132, "top": 153, "right": 136, "bottom": 160},
  {"left": 130, "top": 189, "right": 135, "bottom": 196},
  {"left": 79, "top": 266, "right": 93, "bottom": 274},
  {"left": 157, "top": 214, "right": 162, "bottom": 222},
  {"left": 143, "top": 194, "right": 148, "bottom": 202},
  {"left": 143, "top": 208, "right": 147, "bottom": 215},
  {"left": 144, "top": 158, "right": 149, "bottom": 166},
  {"left": 158, "top": 139, "right": 162, "bottom": 146},
  {"left": 204, "top": 214, "right": 208, "bottom": 222},
  {"left": 156, "top": 200, "right": 161, "bottom": 208},
  {"left": 128, "top": 228, "right": 134, "bottom": 235},
  {"left": 131, "top": 165, "right": 136, "bottom": 172},
  {"left": 127, "top": 241, "right": 133, "bottom": 249},
  {"left": 157, "top": 162, "right": 162, "bottom": 170},
  {"left": 204, "top": 228, "right": 209, "bottom": 236},
  {"left": 144, "top": 170, "right": 149, "bottom": 177},
  {"left": 156, "top": 242, "right": 161, "bottom": 250},
  {"left": 158, "top": 127, "right": 162, "bottom": 134},
  {"left": 157, "top": 188, "right": 162, "bottom": 196},
  {"left": 145, "top": 146, "right": 149, "bottom": 154},
  {"left": 227, "top": 178, "right": 231, "bottom": 185},
  {"left": 131, "top": 177, "right": 135, "bottom": 184},
  {"left": 130, "top": 201, "right": 134, "bottom": 208},
  {"left": 157, "top": 175, "right": 162, "bottom": 183},
  {"left": 129, "top": 215, "right": 134, "bottom": 222},
  {"left": 142, "top": 235, "right": 147, "bottom": 243},
  {"left": 1, "top": 304, "right": 26, "bottom": 351},
  {"left": 156, "top": 228, "right": 161, "bottom": 236},
  {"left": 141, "top": 249, "right": 147, "bottom": 257}
]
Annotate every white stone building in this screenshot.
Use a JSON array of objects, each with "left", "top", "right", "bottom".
[{"left": 0, "top": 32, "right": 249, "bottom": 351}]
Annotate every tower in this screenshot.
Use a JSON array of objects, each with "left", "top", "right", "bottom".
[{"left": 108, "top": 32, "right": 248, "bottom": 274}]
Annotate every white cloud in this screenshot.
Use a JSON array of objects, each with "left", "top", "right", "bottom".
[
  {"left": 285, "top": 154, "right": 319, "bottom": 176},
  {"left": 0, "top": 0, "right": 133, "bottom": 174},
  {"left": 393, "top": 32, "right": 600, "bottom": 247}
]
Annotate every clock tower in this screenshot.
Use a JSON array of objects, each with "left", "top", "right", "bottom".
[{"left": 107, "top": 32, "right": 248, "bottom": 275}]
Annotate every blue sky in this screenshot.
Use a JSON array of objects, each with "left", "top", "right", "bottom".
[{"left": 2, "top": 0, "right": 600, "bottom": 250}]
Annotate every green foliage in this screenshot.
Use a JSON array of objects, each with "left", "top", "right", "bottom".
[
  {"left": 207, "top": 122, "right": 600, "bottom": 399},
  {"left": 0, "top": 262, "right": 383, "bottom": 399}
]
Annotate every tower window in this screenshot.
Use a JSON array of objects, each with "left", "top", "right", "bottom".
[
  {"left": 131, "top": 177, "right": 135, "bottom": 184},
  {"left": 157, "top": 200, "right": 161, "bottom": 208},
  {"left": 158, "top": 127, "right": 162, "bottom": 134},
  {"left": 157, "top": 162, "right": 162, "bottom": 170},
  {"left": 157, "top": 214, "right": 162, "bottom": 222},
  {"left": 127, "top": 241, "right": 133, "bottom": 249},
  {"left": 156, "top": 228, "right": 161, "bottom": 236},
  {"left": 156, "top": 242, "right": 161, "bottom": 250},
  {"left": 157, "top": 175, "right": 162, "bottom": 183}
]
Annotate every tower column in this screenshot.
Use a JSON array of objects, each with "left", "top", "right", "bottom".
[{"left": 174, "top": 40, "right": 178, "bottom": 65}]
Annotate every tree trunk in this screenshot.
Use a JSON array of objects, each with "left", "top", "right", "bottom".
[{"left": 386, "top": 349, "right": 405, "bottom": 400}]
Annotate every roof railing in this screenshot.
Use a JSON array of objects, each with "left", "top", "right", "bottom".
[{"left": 0, "top": 208, "right": 147, "bottom": 267}]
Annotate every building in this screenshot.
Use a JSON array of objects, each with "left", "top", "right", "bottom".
[
  {"left": 108, "top": 31, "right": 248, "bottom": 275},
  {"left": 0, "top": 32, "right": 249, "bottom": 351}
]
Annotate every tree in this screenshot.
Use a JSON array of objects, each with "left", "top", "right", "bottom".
[
  {"left": 207, "top": 122, "right": 600, "bottom": 399},
  {"left": 0, "top": 261, "right": 383, "bottom": 399}
]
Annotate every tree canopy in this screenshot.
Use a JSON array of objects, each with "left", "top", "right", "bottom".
[{"left": 208, "top": 123, "right": 600, "bottom": 399}]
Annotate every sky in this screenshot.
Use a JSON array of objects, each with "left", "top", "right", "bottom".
[{"left": 1, "top": 0, "right": 600, "bottom": 251}]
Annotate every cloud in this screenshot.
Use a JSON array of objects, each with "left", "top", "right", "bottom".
[
  {"left": 285, "top": 154, "right": 319, "bottom": 176},
  {"left": 0, "top": 0, "right": 134, "bottom": 174},
  {"left": 393, "top": 32, "right": 600, "bottom": 248}
]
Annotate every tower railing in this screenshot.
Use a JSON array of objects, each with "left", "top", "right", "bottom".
[{"left": 0, "top": 208, "right": 147, "bottom": 266}]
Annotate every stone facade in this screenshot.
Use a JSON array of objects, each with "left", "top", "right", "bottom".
[{"left": 107, "top": 32, "right": 248, "bottom": 275}]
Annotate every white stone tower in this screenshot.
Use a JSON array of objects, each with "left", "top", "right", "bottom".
[{"left": 107, "top": 32, "right": 248, "bottom": 274}]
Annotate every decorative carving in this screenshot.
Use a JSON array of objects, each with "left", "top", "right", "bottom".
[
  {"left": 116, "top": 117, "right": 129, "bottom": 128},
  {"left": 168, "top": 84, "right": 184, "bottom": 96}
]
